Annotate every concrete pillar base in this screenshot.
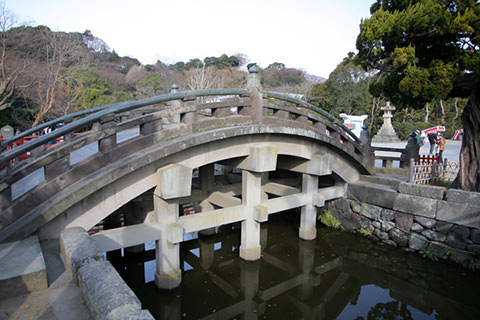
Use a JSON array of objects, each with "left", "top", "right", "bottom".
[
  {"left": 239, "top": 245, "right": 261, "bottom": 261},
  {"left": 199, "top": 227, "right": 217, "bottom": 237},
  {"left": 299, "top": 227, "right": 317, "bottom": 241},
  {"left": 155, "top": 270, "right": 181, "bottom": 290}
]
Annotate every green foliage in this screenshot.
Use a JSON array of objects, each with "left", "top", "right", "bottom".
[
  {"left": 262, "top": 66, "right": 306, "bottom": 88},
  {"left": 309, "top": 54, "right": 374, "bottom": 118},
  {"left": 422, "top": 250, "right": 439, "bottom": 262},
  {"left": 394, "top": 121, "right": 430, "bottom": 140},
  {"left": 356, "top": 0, "right": 480, "bottom": 108},
  {"left": 358, "top": 227, "right": 373, "bottom": 237},
  {"left": 318, "top": 210, "right": 344, "bottom": 230},
  {"left": 109, "top": 50, "right": 120, "bottom": 62},
  {"left": 61, "top": 67, "right": 114, "bottom": 109},
  {"left": 137, "top": 73, "right": 165, "bottom": 96},
  {"left": 462, "top": 254, "right": 478, "bottom": 271}
]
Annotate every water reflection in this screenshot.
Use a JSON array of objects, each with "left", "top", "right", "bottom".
[{"left": 109, "top": 212, "right": 480, "bottom": 320}]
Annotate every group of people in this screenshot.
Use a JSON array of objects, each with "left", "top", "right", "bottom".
[
  {"left": 427, "top": 131, "right": 446, "bottom": 162},
  {"left": 408, "top": 129, "right": 446, "bottom": 163}
]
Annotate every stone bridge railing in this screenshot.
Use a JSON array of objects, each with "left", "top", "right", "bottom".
[{"left": 0, "top": 68, "right": 372, "bottom": 243}]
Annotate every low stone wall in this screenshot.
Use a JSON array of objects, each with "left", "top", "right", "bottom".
[
  {"left": 60, "top": 227, "right": 154, "bottom": 320},
  {"left": 326, "top": 177, "right": 480, "bottom": 270}
]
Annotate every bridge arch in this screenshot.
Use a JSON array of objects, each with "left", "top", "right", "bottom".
[
  {"left": 38, "top": 125, "right": 363, "bottom": 239},
  {"left": 0, "top": 68, "right": 374, "bottom": 288}
]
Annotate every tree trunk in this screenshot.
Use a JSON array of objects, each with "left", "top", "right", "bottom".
[
  {"left": 439, "top": 99, "right": 445, "bottom": 123},
  {"left": 452, "top": 81, "right": 480, "bottom": 191},
  {"left": 453, "top": 98, "right": 459, "bottom": 121},
  {"left": 424, "top": 102, "right": 429, "bottom": 122}
]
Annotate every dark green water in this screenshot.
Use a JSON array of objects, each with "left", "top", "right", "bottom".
[{"left": 110, "top": 212, "right": 480, "bottom": 320}]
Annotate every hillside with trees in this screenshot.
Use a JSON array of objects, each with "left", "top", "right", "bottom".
[{"left": 0, "top": 20, "right": 323, "bottom": 131}]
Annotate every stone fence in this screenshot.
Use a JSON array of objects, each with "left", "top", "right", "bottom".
[
  {"left": 327, "top": 176, "right": 480, "bottom": 270},
  {"left": 60, "top": 227, "right": 155, "bottom": 320}
]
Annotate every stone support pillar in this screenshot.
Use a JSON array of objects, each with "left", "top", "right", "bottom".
[
  {"left": 199, "top": 239, "right": 215, "bottom": 270},
  {"left": 199, "top": 163, "right": 217, "bottom": 236},
  {"left": 299, "top": 173, "right": 318, "bottom": 240},
  {"left": 240, "top": 170, "right": 262, "bottom": 261},
  {"left": 153, "top": 196, "right": 181, "bottom": 290},
  {"left": 153, "top": 164, "right": 192, "bottom": 290},
  {"left": 237, "top": 144, "right": 278, "bottom": 261},
  {"left": 200, "top": 164, "right": 215, "bottom": 192}
]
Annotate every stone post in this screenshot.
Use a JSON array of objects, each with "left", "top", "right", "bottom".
[
  {"left": 236, "top": 144, "right": 278, "bottom": 261},
  {"left": 240, "top": 169, "right": 262, "bottom": 261},
  {"left": 199, "top": 163, "right": 217, "bottom": 236},
  {"left": 98, "top": 114, "right": 117, "bottom": 153},
  {"left": 153, "top": 164, "right": 192, "bottom": 289},
  {"left": 169, "top": 84, "right": 182, "bottom": 124},
  {"left": 153, "top": 196, "right": 181, "bottom": 290},
  {"left": 299, "top": 173, "right": 318, "bottom": 240},
  {"left": 242, "top": 64, "right": 263, "bottom": 124}
]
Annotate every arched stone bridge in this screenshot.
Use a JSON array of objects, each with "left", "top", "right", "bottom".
[{"left": 0, "top": 68, "right": 373, "bottom": 289}]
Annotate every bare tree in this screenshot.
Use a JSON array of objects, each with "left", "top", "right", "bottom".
[
  {"left": 32, "top": 30, "right": 86, "bottom": 127},
  {"left": 0, "top": 2, "right": 27, "bottom": 111},
  {"left": 186, "top": 64, "right": 220, "bottom": 91}
]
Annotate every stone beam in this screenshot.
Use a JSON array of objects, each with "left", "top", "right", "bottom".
[
  {"left": 206, "top": 191, "right": 242, "bottom": 208},
  {"left": 278, "top": 153, "right": 332, "bottom": 176},
  {"left": 261, "top": 193, "right": 309, "bottom": 215},
  {"left": 178, "top": 205, "right": 247, "bottom": 234},
  {"left": 332, "top": 157, "right": 359, "bottom": 182},
  {"left": 90, "top": 223, "right": 161, "bottom": 252},
  {"left": 262, "top": 182, "right": 299, "bottom": 196},
  {"left": 313, "top": 186, "right": 346, "bottom": 207}
]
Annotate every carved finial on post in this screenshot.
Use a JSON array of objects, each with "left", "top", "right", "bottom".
[
  {"left": 245, "top": 63, "right": 263, "bottom": 124},
  {"left": 247, "top": 63, "right": 261, "bottom": 88}
]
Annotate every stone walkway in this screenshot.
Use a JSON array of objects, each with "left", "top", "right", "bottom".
[{"left": 0, "top": 239, "right": 91, "bottom": 320}]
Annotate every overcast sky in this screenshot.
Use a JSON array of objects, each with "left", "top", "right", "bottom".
[{"left": 7, "top": 0, "right": 374, "bottom": 78}]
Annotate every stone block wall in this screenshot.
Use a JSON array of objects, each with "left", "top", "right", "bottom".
[
  {"left": 60, "top": 227, "right": 155, "bottom": 320},
  {"left": 326, "top": 180, "right": 480, "bottom": 270}
]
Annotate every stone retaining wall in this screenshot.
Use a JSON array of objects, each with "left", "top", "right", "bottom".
[
  {"left": 327, "top": 178, "right": 480, "bottom": 270},
  {"left": 60, "top": 227, "right": 154, "bottom": 320}
]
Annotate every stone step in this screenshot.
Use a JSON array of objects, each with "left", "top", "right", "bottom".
[{"left": 0, "top": 236, "right": 47, "bottom": 299}]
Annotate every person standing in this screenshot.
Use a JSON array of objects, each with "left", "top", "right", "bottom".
[
  {"left": 437, "top": 133, "right": 446, "bottom": 163},
  {"left": 428, "top": 132, "right": 437, "bottom": 154},
  {"left": 415, "top": 129, "right": 424, "bottom": 146}
]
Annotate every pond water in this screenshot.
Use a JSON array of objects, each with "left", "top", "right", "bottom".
[{"left": 109, "top": 211, "right": 480, "bottom": 320}]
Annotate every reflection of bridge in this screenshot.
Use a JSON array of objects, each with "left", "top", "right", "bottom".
[
  {"left": 0, "top": 67, "right": 372, "bottom": 289},
  {"left": 114, "top": 216, "right": 480, "bottom": 320}
]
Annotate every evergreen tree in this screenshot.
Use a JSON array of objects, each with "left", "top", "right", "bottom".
[{"left": 356, "top": 0, "right": 480, "bottom": 191}]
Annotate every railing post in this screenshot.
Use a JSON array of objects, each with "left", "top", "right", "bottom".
[
  {"left": 408, "top": 158, "right": 415, "bottom": 183},
  {"left": 169, "top": 84, "right": 182, "bottom": 124},
  {"left": 98, "top": 114, "right": 117, "bottom": 153},
  {"left": 244, "top": 64, "right": 263, "bottom": 124}
]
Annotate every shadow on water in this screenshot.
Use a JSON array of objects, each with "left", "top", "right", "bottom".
[{"left": 109, "top": 211, "right": 480, "bottom": 320}]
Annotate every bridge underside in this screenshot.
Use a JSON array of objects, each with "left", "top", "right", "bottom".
[{"left": 35, "top": 131, "right": 360, "bottom": 289}]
